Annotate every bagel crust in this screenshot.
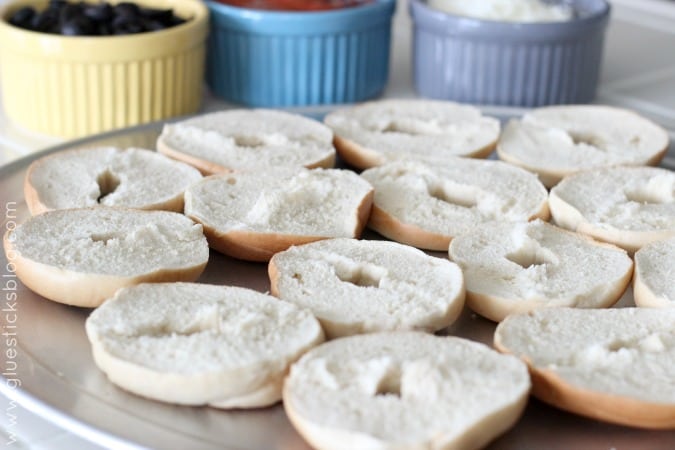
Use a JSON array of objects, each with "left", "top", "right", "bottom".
[
  {"left": 284, "top": 332, "right": 530, "bottom": 450},
  {"left": 449, "top": 220, "right": 633, "bottom": 322},
  {"left": 185, "top": 168, "right": 374, "bottom": 262},
  {"left": 325, "top": 99, "right": 500, "bottom": 170},
  {"left": 633, "top": 237, "right": 675, "bottom": 308},
  {"left": 157, "top": 109, "right": 336, "bottom": 174},
  {"left": 86, "top": 283, "right": 324, "bottom": 408},
  {"left": 497, "top": 105, "right": 669, "bottom": 187},
  {"left": 24, "top": 147, "right": 202, "bottom": 215},
  {"left": 361, "top": 157, "right": 549, "bottom": 250},
  {"left": 495, "top": 308, "right": 675, "bottom": 429},
  {"left": 269, "top": 238, "right": 465, "bottom": 338},
  {"left": 549, "top": 166, "right": 675, "bottom": 253},
  {"left": 4, "top": 208, "right": 209, "bottom": 307}
]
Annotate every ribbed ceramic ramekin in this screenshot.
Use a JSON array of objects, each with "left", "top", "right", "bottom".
[
  {"left": 205, "top": 0, "right": 396, "bottom": 107},
  {"left": 410, "top": 0, "right": 611, "bottom": 107},
  {"left": 0, "top": 0, "right": 208, "bottom": 138}
]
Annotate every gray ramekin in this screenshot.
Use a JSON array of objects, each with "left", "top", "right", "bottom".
[{"left": 409, "top": 0, "right": 611, "bottom": 107}]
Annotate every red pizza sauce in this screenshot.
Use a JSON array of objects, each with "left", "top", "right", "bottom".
[{"left": 216, "top": 1, "right": 374, "bottom": 11}]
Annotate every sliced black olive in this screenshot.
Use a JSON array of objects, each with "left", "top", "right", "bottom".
[
  {"left": 112, "top": 15, "right": 144, "bottom": 34},
  {"left": 84, "top": 3, "right": 113, "bottom": 22},
  {"left": 8, "top": 6, "right": 36, "bottom": 28},
  {"left": 114, "top": 2, "right": 141, "bottom": 19},
  {"left": 58, "top": 3, "right": 82, "bottom": 25},
  {"left": 141, "top": 18, "right": 166, "bottom": 32},
  {"left": 139, "top": 7, "right": 172, "bottom": 23},
  {"left": 169, "top": 16, "right": 186, "bottom": 27},
  {"left": 30, "top": 11, "right": 57, "bottom": 32},
  {"left": 97, "top": 22, "right": 112, "bottom": 35},
  {"left": 9, "top": 1, "right": 187, "bottom": 36},
  {"left": 61, "top": 16, "right": 95, "bottom": 36},
  {"left": 47, "top": 0, "right": 67, "bottom": 11}
]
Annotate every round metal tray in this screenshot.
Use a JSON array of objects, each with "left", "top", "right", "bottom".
[{"left": 1, "top": 114, "right": 674, "bottom": 449}]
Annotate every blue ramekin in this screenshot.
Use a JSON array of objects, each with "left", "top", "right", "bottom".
[
  {"left": 205, "top": 0, "right": 396, "bottom": 107},
  {"left": 410, "top": 0, "right": 611, "bottom": 107}
]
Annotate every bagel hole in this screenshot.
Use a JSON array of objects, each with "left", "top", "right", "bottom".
[
  {"left": 568, "top": 131, "right": 606, "bottom": 150},
  {"left": 375, "top": 369, "right": 401, "bottom": 397},
  {"left": 428, "top": 185, "right": 477, "bottom": 209},
  {"left": 96, "top": 170, "right": 120, "bottom": 203},
  {"left": 383, "top": 122, "right": 416, "bottom": 135},
  {"left": 335, "top": 265, "right": 386, "bottom": 287},
  {"left": 607, "top": 340, "right": 630, "bottom": 352},
  {"left": 381, "top": 119, "right": 433, "bottom": 136},
  {"left": 142, "top": 322, "right": 214, "bottom": 338},
  {"left": 602, "top": 335, "right": 664, "bottom": 353},
  {"left": 505, "top": 250, "right": 552, "bottom": 269},
  {"left": 233, "top": 135, "right": 266, "bottom": 148},
  {"left": 90, "top": 233, "right": 119, "bottom": 245},
  {"left": 338, "top": 271, "right": 380, "bottom": 287},
  {"left": 625, "top": 188, "right": 669, "bottom": 205}
]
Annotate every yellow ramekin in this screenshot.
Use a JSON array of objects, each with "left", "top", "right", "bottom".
[{"left": 0, "top": 0, "right": 208, "bottom": 138}]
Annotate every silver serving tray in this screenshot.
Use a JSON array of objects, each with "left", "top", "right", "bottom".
[{"left": 1, "top": 110, "right": 674, "bottom": 450}]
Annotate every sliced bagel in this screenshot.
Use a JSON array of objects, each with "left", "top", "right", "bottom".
[
  {"left": 184, "top": 168, "right": 373, "bottom": 262},
  {"left": 360, "top": 157, "right": 549, "bottom": 250},
  {"left": 269, "top": 238, "right": 465, "bottom": 338},
  {"left": 157, "top": 109, "right": 336, "bottom": 174},
  {"left": 495, "top": 307, "right": 675, "bottom": 429},
  {"left": 3, "top": 208, "right": 208, "bottom": 307},
  {"left": 324, "top": 99, "right": 500, "bottom": 169},
  {"left": 634, "top": 237, "right": 675, "bottom": 308},
  {"left": 549, "top": 166, "right": 675, "bottom": 253},
  {"left": 86, "top": 283, "right": 324, "bottom": 408},
  {"left": 449, "top": 220, "right": 633, "bottom": 322},
  {"left": 24, "top": 147, "right": 203, "bottom": 215},
  {"left": 283, "top": 332, "right": 530, "bottom": 450},
  {"left": 497, "top": 105, "right": 669, "bottom": 187}
]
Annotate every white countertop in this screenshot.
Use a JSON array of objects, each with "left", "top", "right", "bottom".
[{"left": 1, "top": 0, "right": 674, "bottom": 448}]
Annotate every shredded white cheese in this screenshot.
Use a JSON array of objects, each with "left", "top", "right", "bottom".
[{"left": 428, "top": 0, "right": 574, "bottom": 22}]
